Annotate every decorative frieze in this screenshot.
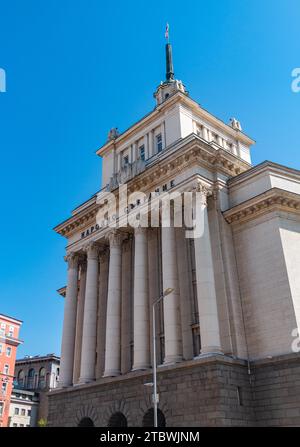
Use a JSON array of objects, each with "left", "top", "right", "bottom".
[{"left": 224, "top": 188, "right": 300, "bottom": 225}]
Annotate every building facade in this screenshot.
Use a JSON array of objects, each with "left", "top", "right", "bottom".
[
  {"left": 8, "top": 389, "right": 39, "bottom": 427},
  {"left": 48, "top": 43, "right": 300, "bottom": 427},
  {"left": 0, "top": 314, "right": 22, "bottom": 427},
  {"left": 14, "top": 354, "right": 60, "bottom": 425}
]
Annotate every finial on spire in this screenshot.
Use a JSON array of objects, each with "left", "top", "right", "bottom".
[{"left": 165, "top": 24, "right": 174, "bottom": 82}]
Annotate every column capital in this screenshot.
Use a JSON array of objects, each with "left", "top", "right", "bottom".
[
  {"left": 107, "top": 230, "right": 123, "bottom": 248},
  {"left": 64, "top": 252, "right": 79, "bottom": 269},
  {"left": 134, "top": 226, "right": 147, "bottom": 236},
  {"left": 84, "top": 242, "right": 100, "bottom": 260},
  {"left": 191, "top": 181, "right": 213, "bottom": 205}
]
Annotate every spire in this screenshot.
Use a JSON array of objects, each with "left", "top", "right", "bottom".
[
  {"left": 153, "top": 24, "right": 188, "bottom": 106},
  {"left": 166, "top": 43, "right": 174, "bottom": 82}
]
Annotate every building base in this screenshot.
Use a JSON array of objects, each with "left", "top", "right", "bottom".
[{"left": 47, "top": 353, "right": 300, "bottom": 427}]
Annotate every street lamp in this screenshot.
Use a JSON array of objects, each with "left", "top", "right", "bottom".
[{"left": 152, "top": 287, "right": 174, "bottom": 427}]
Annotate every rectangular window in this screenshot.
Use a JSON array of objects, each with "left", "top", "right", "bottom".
[
  {"left": 21, "top": 409, "right": 26, "bottom": 416},
  {"left": 6, "top": 347, "right": 11, "bottom": 357},
  {"left": 13, "top": 423, "right": 18, "bottom": 427},
  {"left": 0, "top": 344, "right": 2, "bottom": 353},
  {"left": 139, "top": 145, "right": 145, "bottom": 161},
  {"left": 0, "top": 329, "right": 4, "bottom": 336},
  {"left": 123, "top": 154, "right": 129, "bottom": 167},
  {"left": 156, "top": 133, "right": 162, "bottom": 153},
  {"left": 3, "top": 364, "right": 9, "bottom": 374},
  {"left": 20, "top": 424, "right": 24, "bottom": 427},
  {"left": 27, "top": 409, "right": 31, "bottom": 417},
  {"left": 0, "top": 322, "right": 5, "bottom": 329},
  {"left": 0, "top": 402, "right": 3, "bottom": 416},
  {"left": 8, "top": 326, "right": 14, "bottom": 337},
  {"left": 15, "top": 407, "right": 19, "bottom": 415},
  {"left": 2, "top": 383, "right": 7, "bottom": 395}
]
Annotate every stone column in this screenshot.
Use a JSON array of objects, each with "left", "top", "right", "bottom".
[
  {"left": 175, "top": 227, "right": 194, "bottom": 360},
  {"left": 73, "top": 259, "right": 87, "bottom": 384},
  {"left": 202, "top": 126, "right": 208, "bottom": 141},
  {"left": 194, "top": 187, "right": 222, "bottom": 355},
  {"left": 79, "top": 243, "right": 99, "bottom": 383},
  {"left": 59, "top": 253, "right": 79, "bottom": 387},
  {"left": 103, "top": 232, "right": 122, "bottom": 377},
  {"left": 148, "top": 228, "right": 161, "bottom": 366},
  {"left": 121, "top": 237, "right": 133, "bottom": 374},
  {"left": 95, "top": 250, "right": 109, "bottom": 379},
  {"left": 161, "top": 225, "right": 183, "bottom": 364},
  {"left": 132, "top": 227, "right": 150, "bottom": 370}
]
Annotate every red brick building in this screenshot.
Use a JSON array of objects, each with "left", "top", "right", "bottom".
[{"left": 0, "top": 314, "right": 22, "bottom": 427}]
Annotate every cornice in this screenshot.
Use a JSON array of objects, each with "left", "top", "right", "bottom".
[
  {"left": 223, "top": 188, "right": 300, "bottom": 225},
  {"left": 55, "top": 135, "right": 251, "bottom": 239},
  {"left": 96, "top": 91, "right": 254, "bottom": 157}
]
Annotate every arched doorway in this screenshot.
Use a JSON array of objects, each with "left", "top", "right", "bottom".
[
  {"left": 108, "top": 412, "right": 128, "bottom": 427},
  {"left": 78, "top": 417, "right": 94, "bottom": 427},
  {"left": 142, "top": 408, "right": 166, "bottom": 427}
]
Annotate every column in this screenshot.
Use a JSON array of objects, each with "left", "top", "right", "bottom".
[
  {"left": 59, "top": 252, "right": 79, "bottom": 387},
  {"left": 95, "top": 250, "right": 109, "bottom": 379},
  {"left": 79, "top": 243, "right": 99, "bottom": 383},
  {"left": 148, "top": 228, "right": 161, "bottom": 366},
  {"left": 194, "top": 187, "right": 222, "bottom": 355},
  {"left": 103, "top": 232, "right": 122, "bottom": 377},
  {"left": 175, "top": 227, "right": 194, "bottom": 360},
  {"left": 121, "top": 237, "right": 133, "bottom": 374},
  {"left": 73, "top": 259, "right": 87, "bottom": 384},
  {"left": 202, "top": 126, "right": 208, "bottom": 141},
  {"left": 132, "top": 227, "right": 150, "bottom": 370},
  {"left": 161, "top": 225, "right": 183, "bottom": 364}
]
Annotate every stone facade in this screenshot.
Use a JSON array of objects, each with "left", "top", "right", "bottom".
[{"left": 49, "top": 42, "right": 300, "bottom": 427}]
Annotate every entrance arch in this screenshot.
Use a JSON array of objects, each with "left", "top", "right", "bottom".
[
  {"left": 77, "top": 417, "right": 94, "bottom": 427},
  {"left": 142, "top": 408, "right": 166, "bottom": 427},
  {"left": 108, "top": 412, "right": 128, "bottom": 427}
]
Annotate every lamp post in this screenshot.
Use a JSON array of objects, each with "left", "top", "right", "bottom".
[{"left": 152, "top": 287, "right": 174, "bottom": 427}]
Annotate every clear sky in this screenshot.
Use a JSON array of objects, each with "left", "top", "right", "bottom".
[{"left": 0, "top": 0, "right": 299, "bottom": 358}]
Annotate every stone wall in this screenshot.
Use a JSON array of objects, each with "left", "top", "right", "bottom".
[{"left": 48, "top": 355, "right": 254, "bottom": 427}]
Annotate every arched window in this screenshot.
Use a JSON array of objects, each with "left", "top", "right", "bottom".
[
  {"left": 142, "top": 408, "right": 166, "bottom": 427},
  {"left": 17, "top": 370, "right": 25, "bottom": 388},
  {"left": 38, "top": 367, "right": 46, "bottom": 389},
  {"left": 77, "top": 417, "right": 94, "bottom": 427},
  {"left": 27, "top": 368, "right": 35, "bottom": 389},
  {"left": 108, "top": 412, "right": 128, "bottom": 427}
]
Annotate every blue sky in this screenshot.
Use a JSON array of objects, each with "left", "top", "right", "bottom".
[{"left": 0, "top": 0, "right": 299, "bottom": 358}]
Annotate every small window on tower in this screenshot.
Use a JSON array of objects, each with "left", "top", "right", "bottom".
[
  {"left": 139, "top": 145, "right": 145, "bottom": 161},
  {"left": 123, "top": 155, "right": 129, "bottom": 167},
  {"left": 156, "top": 134, "right": 163, "bottom": 153}
]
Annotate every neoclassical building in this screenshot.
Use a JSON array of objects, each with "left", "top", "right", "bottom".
[{"left": 48, "top": 42, "right": 300, "bottom": 427}]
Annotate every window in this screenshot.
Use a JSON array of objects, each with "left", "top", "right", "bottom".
[
  {"left": 38, "top": 367, "right": 46, "bottom": 389},
  {"left": 139, "top": 145, "right": 145, "bottom": 161},
  {"left": 2, "top": 382, "right": 7, "bottom": 395},
  {"left": 8, "top": 326, "right": 14, "bottom": 337},
  {"left": 27, "top": 368, "right": 35, "bottom": 389},
  {"left": 20, "top": 424, "right": 24, "bottom": 427},
  {"left": 0, "top": 329, "right": 4, "bottom": 336},
  {"left": 123, "top": 154, "right": 129, "bottom": 167},
  {"left": 0, "top": 402, "right": 3, "bottom": 416},
  {"left": 18, "top": 370, "right": 25, "bottom": 388},
  {"left": 15, "top": 407, "right": 19, "bottom": 415},
  {"left": 21, "top": 409, "right": 26, "bottom": 416},
  {"left": 3, "top": 364, "right": 9, "bottom": 374},
  {"left": 0, "top": 344, "right": 2, "bottom": 354},
  {"left": 156, "top": 134, "right": 162, "bottom": 153},
  {"left": 27, "top": 409, "right": 31, "bottom": 417},
  {"left": 13, "top": 423, "right": 17, "bottom": 427},
  {"left": 6, "top": 347, "right": 12, "bottom": 357}
]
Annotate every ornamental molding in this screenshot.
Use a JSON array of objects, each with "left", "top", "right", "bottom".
[
  {"left": 55, "top": 135, "right": 249, "bottom": 239},
  {"left": 223, "top": 188, "right": 300, "bottom": 225}
]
